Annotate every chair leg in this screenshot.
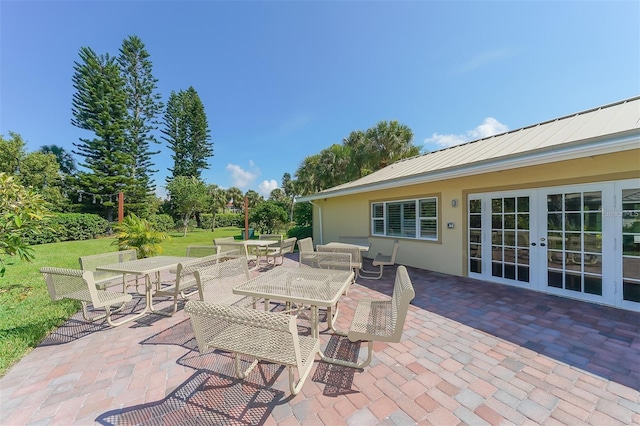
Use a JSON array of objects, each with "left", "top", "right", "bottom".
[
  {"left": 319, "top": 340, "right": 373, "bottom": 368},
  {"left": 359, "top": 265, "right": 384, "bottom": 279}
]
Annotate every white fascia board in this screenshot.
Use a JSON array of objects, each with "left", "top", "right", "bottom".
[{"left": 296, "top": 130, "right": 640, "bottom": 202}]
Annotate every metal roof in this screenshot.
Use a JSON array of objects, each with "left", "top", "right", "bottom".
[{"left": 298, "top": 96, "right": 640, "bottom": 201}]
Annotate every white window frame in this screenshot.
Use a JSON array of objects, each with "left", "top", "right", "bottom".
[{"left": 371, "top": 197, "right": 438, "bottom": 240}]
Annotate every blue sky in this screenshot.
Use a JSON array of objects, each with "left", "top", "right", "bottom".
[{"left": 1, "top": 1, "right": 638, "bottom": 198}]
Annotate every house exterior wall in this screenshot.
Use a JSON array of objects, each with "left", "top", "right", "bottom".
[{"left": 310, "top": 150, "right": 640, "bottom": 277}]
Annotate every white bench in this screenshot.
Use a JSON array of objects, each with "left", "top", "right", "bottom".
[
  {"left": 185, "top": 300, "right": 320, "bottom": 395},
  {"left": 41, "top": 267, "right": 145, "bottom": 327},
  {"left": 320, "top": 265, "right": 415, "bottom": 368},
  {"left": 79, "top": 249, "right": 138, "bottom": 291}
]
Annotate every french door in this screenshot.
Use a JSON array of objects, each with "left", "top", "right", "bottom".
[{"left": 469, "top": 180, "right": 640, "bottom": 311}]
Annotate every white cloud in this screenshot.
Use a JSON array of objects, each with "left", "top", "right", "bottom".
[
  {"left": 258, "top": 179, "right": 279, "bottom": 198},
  {"left": 424, "top": 117, "right": 509, "bottom": 149},
  {"left": 248, "top": 159, "right": 255, "bottom": 167},
  {"left": 226, "top": 163, "right": 258, "bottom": 188}
]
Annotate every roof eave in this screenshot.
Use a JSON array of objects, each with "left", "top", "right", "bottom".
[{"left": 296, "top": 130, "right": 640, "bottom": 202}]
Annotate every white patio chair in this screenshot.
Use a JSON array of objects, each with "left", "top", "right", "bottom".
[
  {"left": 262, "top": 237, "right": 297, "bottom": 266},
  {"left": 317, "top": 244, "right": 362, "bottom": 281},
  {"left": 320, "top": 265, "right": 415, "bottom": 368},
  {"left": 41, "top": 267, "right": 145, "bottom": 327},
  {"left": 359, "top": 240, "right": 400, "bottom": 280}
]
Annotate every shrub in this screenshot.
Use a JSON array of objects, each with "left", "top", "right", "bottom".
[
  {"left": 215, "top": 213, "right": 243, "bottom": 228},
  {"left": 199, "top": 213, "right": 212, "bottom": 230},
  {"left": 286, "top": 225, "right": 313, "bottom": 241},
  {"left": 21, "top": 213, "right": 109, "bottom": 245},
  {"left": 148, "top": 214, "right": 175, "bottom": 233}
]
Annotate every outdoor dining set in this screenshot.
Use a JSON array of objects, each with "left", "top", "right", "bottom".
[{"left": 40, "top": 235, "right": 409, "bottom": 395}]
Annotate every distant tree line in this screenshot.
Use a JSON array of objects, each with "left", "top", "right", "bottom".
[{"left": 2, "top": 34, "right": 423, "bottom": 257}]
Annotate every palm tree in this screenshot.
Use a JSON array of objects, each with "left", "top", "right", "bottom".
[
  {"left": 40, "top": 145, "right": 76, "bottom": 176},
  {"left": 226, "top": 187, "right": 243, "bottom": 212},
  {"left": 364, "top": 120, "right": 419, "bottom": 169}
]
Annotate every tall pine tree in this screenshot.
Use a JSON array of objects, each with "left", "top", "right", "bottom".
[
  {"left": 162, "top": 87, "right": 213, "bottom": 183},
  {"left": 118, "top": 35, "right": 163, "bottom": 214},
  {"left": 71, "top": 47, "right": 132, "bottom": 222}
]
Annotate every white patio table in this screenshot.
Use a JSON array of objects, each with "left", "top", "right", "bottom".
[
  {"left": 96, "top": 256, "right": 192, "bottom": 316},
  {"left": 233, "top": 266, "right": 354, "bottom": 337},
  {"left": 224, "top": 239, "right": 281, "bottom": 266},
  {"left": 324, "top": 241, "right": 370, "bottom": 252}
]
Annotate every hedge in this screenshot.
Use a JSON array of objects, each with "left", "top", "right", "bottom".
[{"left": 22, "top": 213, "right": 109, "bottom": 245}]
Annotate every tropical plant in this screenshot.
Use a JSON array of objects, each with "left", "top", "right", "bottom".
[
  {"left": 0, "top": 173, "right": 52, "bottom": 276},
  {"left": 111, "top": 213, "right": 170, "bottom": 258}
]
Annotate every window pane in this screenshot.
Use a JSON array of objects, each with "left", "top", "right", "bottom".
[
  {"left": 386, "top": 203, "right": 401, "bottom": 236},
  {"left": 420, "top": 199, "right": 436, "bottom": 217},
  {"left": 373, "top": 219, "right": 384, "bottom": 235},
  {"left": 420, "top": 219, "right": 437, "bottom": 239},
  {"left": 403, "top": 202, "right": 416, "bottom": 238},
  {"left": 372, "top": 203, "right": 383, "bottom": 218}
]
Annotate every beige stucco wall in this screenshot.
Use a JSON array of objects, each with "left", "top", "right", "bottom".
[{"left": 310, "top": 150, "right": 640, "bottom": 277}]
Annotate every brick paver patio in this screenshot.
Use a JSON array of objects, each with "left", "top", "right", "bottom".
[{"left": 1, "top": 255, "right": 638, "bottom": 425}]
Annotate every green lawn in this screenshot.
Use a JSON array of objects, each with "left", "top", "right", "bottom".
[{"left": 0, "top": 227, "right": 242, "bottom": 376}]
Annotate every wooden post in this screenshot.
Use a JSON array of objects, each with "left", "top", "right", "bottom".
[
  {"left": 118, "top": 192, "right": 124, "bottom": 222},
  {"left": 244, "top": 196, "right": 249, "bottom": 239}
]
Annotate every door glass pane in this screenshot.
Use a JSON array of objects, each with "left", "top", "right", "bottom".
[
  {"left": 547, "top": 191, "right": 603, "bottom": 297},
  {"left": 489, "top": 196, "right": 530, "bottom": 284},
  {"left": 622, "top": 188, "right": 640, "bottom": 303},
  {"left": 565, "top": 193, "right": 581, "bottom": 211},
  {"left": 504, "top": 198, "right": 516, "bottom": 213},
  {"left": 504, "top": 214, "right": 516, "bottom": 229},
  {"left": 548, "top": 194, "right": 563, "bottom": 211},
  {"left": 517, "top": 197, "right": 530, "bottom": 212},
  {"left": 583, "top": 192, "right": 602, "bottom": 211},
  {"left": 468, "top": 199, "right": 482, "bottom": 274}
]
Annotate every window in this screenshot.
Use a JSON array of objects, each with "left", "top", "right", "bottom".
[{"left": 371, "top": 197, "right": 438, "bottom": 240}]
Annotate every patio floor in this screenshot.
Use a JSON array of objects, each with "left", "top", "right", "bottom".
[{"left": 1, "top": 255, "right": 639, "bottom": 425}]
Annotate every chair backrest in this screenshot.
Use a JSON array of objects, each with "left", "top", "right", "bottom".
[
  {"left": 259, "top": 234, "right": 282, "bottom": 241},
  {"left": 177, "top": 254, "right": 221, "bottom": 283},
  {"left": 186, "top": 245, "right": 219, "bottom": 257},
  {"left": 79, "top": 249, "right": 137, "bottom": 270},
  {"left": 388, "top": 240, "right": 400, "bottom": 262},
  {"left": 192, "top": 256, "right": 251, "bottom": 299},
  {"left": 40, "top": 267, "right": 107, "bottom": 307},
  {"left": 299, "top": 251, "right": 352, "bottom": 271},
  {"left": 316, "top": 244, "right": 362, "bottom": 267},
  {"left": 297, "top": 237, "right": 314, "bottom": 253},
  {"left": 388, "top": 265, "right": 415, "bottom": 342},
  {"left": 281, "top": 237, "right": 297, "bottom": 255},
  {"left": 214, "top": 237, "right": 241, "bottom": 256}
]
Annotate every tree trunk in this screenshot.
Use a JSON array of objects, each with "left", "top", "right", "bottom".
[{"left": 182, "top": 213, "right": 190, "bottom": 237}]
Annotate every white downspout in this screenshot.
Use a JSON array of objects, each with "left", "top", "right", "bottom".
[{"left": 309, "top": 200, "right": 323, "bottom": 245}]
